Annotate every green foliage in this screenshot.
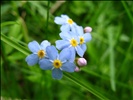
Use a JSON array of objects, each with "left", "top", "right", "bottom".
[{"left": 1, "top": 1, "right": 133, "bottom": 100}]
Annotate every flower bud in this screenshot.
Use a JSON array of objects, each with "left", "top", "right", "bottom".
[
  {"left": 77, "top": 58, "right": 87, "bottom": 67},
  {"left": 84, "top": 27, "right": 92, "bottom": 33},
  {"left": 74, "top": 66, "right": 80, "bottom": 72}
]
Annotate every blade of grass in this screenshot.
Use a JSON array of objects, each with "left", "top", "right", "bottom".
[
  {"left": 107, "top": 26, "right": 116, "bottom": 91},
  {"left": 64, "top": 73, "right": 109, "bottom": 100},
  {"left": 117, "top": 1, "right": 133, "bottom": 79},
  {"left": 82, "top": 68, "right": 131, "bottom": 90},
  {"left": 1, "top": 33, "right": 108, "bottom": 100},
  {"left": 1, "top": 42, "right": 11, "bottom": 97},
  {"left": 116, "top": 37, "right": 133, "bottom": 78},
  {"left": 1, "top": 21, "right": 19, "bottom": 27},
  {"left": 87, "top": 1, "right": 109, "bottom": 26},
  {"left": 20, "top": 17, "right": 29, "bottom": 43},
  {"left": 121, "top": 1, "right": 133, "bottom": 24},
  {"left": 1, "top": 33, "right": 30, "bottom": 56}
]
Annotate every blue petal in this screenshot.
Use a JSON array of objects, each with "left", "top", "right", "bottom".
[
  {"left": 69, "top": 31, "right": 79, "bottom": 39},
  {"left": 54, "top": 17, "right": 66, "bottom": 25},
  {"left": 60, "top": 24, "right": 70, "bottom": 32},
  {"left": 68, "top": 47, "right": 76, "bottom": 62},
  {"left": 59, "top": 31, "right": 78, "bottom": 40},
  {"left": 40, "top": 40, "right": 51, "bottom": 50},
  {"left": 76, "top": 45, "right": 84, "bottom": 57},
  {"left": 25, "top": 54, "right": 38, "bottom": 66},
  {"left": 56, "top": 40, "right": 70, "bottom": 50},
  {"left": 59, "top": 31, "right": 72, "bottom": 40},
  {"left": 70, "top": 23, "right": 78, "bottom": 33},
  {"left": 61, "top": 15, "right": 69, "bottom": 19},
  {"left": 46, "top": 46, "right": 58, "bottom": 60},
  {"left": 62, "top": 62, "right": 76, "bottom": 72},
  {"left": 39, "top": 59, "right": 53, "bottom": 70},
  {"left": 52, "top": 68, "right": 63, "bottom": 80},
  {"left": 80, "top": 44, "right": 87, "bottom": 53},
  {"left": 76, "top": 26, "right": 84, "bottom": 36},
  {"left": 83, "top": 33, "right": 92, "bottom": 42},
  {"left": 28, "top": 41, "right": 40, "bottom": 53},
  {"left": 59, "top": 48, "right": 71, "bottom": 62}
]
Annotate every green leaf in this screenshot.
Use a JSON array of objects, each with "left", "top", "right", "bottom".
[
  {"left": 8, "top": 19, "right": 22, "bottom": 38},
  {"left": 107, "top": 26, "right": 116, "bottom": 91},
  {"left": 64, "top": 73, "right": 109, "bottom": 100},
  {"left": 1, "top": 33, "right": 30, "bottom": 56},
  {"left": 1, "top": 21, "right": 19, "bottom": 27}
]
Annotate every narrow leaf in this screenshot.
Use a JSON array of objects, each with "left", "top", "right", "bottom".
[
  {"left": 1, "top": 21, "right": 19, "bottom": 27},
  {"left": 1, "top": 33, "right": 30, "bottom": 56},
  {"left": 64, "top": 73, "right": 109, "bottom": 100},
  {"left": 121, "top": 1, "right": 133, "bottom": 24},
  {"left": 107, "top": 26, "right": 116, "bottom": 91}
]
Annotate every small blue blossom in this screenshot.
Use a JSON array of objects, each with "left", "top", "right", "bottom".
[
  {"left": 24, "top": 14, "right": 93, "bottom": 80},
  {"left": 75, "top": 26, "right": 92, "bottom": 52},
  {"left": 39, "top": 46, "right": 76, "bottom": 80},
  {"left": 55, "top": 30, "right": 84, "bottom": 62},
  {"left": 25, "top": 40, "right": 51, "bottom": 66},
  {"left": 54, "top": 14, "right": 77, "bottom": 32}
]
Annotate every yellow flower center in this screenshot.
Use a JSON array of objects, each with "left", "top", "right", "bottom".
[
  {"left": 70, "top": 39, "right": 78, "bottom": 47},
  {"left": 53, "top": 60, "right": 62, "bottom": 68},
  {"left": 67, "top": 19, "right": 73, "bottom": 24},
  {"left": 80, "top": 37, "right": 84, "bottom": 44},
  {"left": 37, "top": 50, "right": 45, "bottom": 59}
]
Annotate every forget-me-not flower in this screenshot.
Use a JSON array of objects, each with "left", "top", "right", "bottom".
[
  {"left": 25, "top": 40, "right": 51, "bottom": 66},
  {"left": 39, "top": 46, "right": 76, "bottom": 80},
  {"left": 54, "top": 14, "right": 77, "bottom": 32},
  {"left": 75, "top": 26, "right": 92, "bottom": 52},
  {"left": 55, "top": 30, "right": 84, "bottom": 62}
]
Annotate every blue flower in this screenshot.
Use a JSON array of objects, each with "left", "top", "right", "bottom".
[
  {"left": 25, "top": 40, "right": 51, "bottom": 66},
  {"left": 39, "top": 46, "right": 76, "bottom": 80},
  {"left": 54, "top": 14, "right": 77, "bottom": 32},
  {"left": 75, "top": 26, "right": 92, "bottom": 52},
  {"left": 55, "top": 30, "right": 84, "bottom": 62}
]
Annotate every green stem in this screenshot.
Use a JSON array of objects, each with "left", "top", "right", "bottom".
[
  {"left": 45, "top": 1, "right": 50, "bottom": 39},
  {"left": 121, "top": 1, "right": 133, "bottom": 24}
]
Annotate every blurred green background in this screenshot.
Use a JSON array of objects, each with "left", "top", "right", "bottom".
[{"left": 1, "top": 1, "right": 133, "bottom": 100}]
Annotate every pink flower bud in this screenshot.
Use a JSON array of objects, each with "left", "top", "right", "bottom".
[
  {"left": 77, "top": 58, "right": 87, "bottom": 67},
  {"left": 74, "top": 66, "right": 80, "bottom": 72},
  {"left": 84, "top": 27, "right": 92, "bottom": 33}
]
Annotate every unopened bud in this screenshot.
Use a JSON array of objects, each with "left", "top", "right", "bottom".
[
  {"left": 77, "top": 58, "right": 87, "bottom": 67},
  {"left": 84, "top": 27, "right": 92, "bottom": 33},
  {"left": 74, "top": 66, "right": 80, "bottom": 72}
]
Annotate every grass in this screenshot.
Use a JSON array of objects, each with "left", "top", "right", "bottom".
[{"left": 1, "top": 1, "right": 133, "bottom": 100}]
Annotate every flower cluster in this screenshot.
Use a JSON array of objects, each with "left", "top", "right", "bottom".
[{"left": 25, "top": 15, "right": 92, "bottom": 80}]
